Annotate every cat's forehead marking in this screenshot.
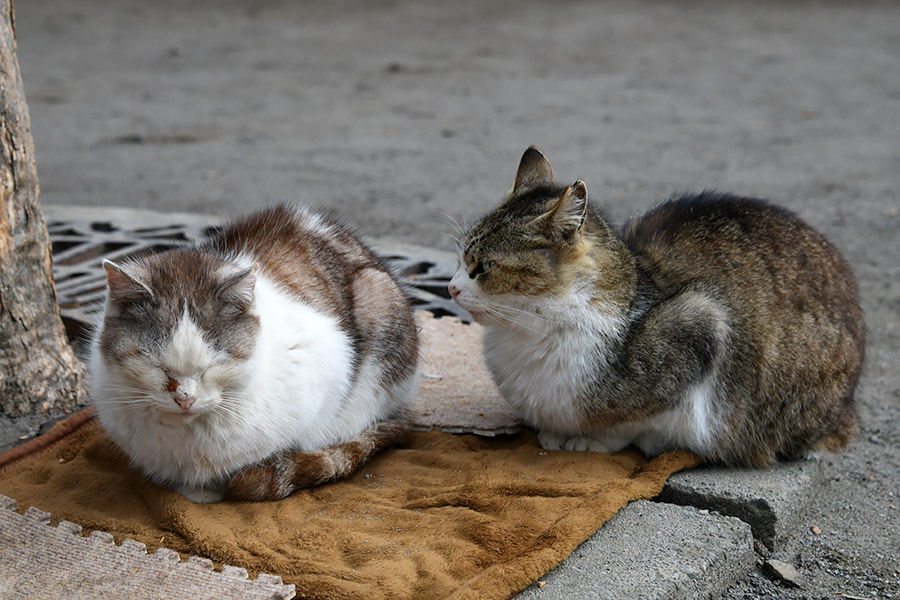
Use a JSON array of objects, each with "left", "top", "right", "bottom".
[
  {"left": 463, "top": 214, "right": 526, "bottom": 262},
  {"left": 463, "top": 219, "right": 499, "bottom": 259},
  {"left": 462, "top": 237, "right": 478, "bottom": 260},
  {"left": 162, "top": 308, "right": 214, "bottom": 375}
]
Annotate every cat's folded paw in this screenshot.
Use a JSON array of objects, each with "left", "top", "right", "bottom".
[
  {"left": 537, "top": 430, "right": 567, "bottom": 451},
  {"left": 538, "top": 431, "right": 613, "bottom": 452},
  {"left": 178, "top": 486, "right": 226, "bottom": 504},
  {"left": 563, "top": 437, "right": 613, "bottom": 453}
]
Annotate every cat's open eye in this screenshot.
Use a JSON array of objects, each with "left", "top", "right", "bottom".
[{"left": 470, "top": 259, "right": 495, "bottom": 278}]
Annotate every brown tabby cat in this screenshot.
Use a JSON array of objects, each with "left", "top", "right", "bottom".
[{"left": 448, "top": 147, "right": 864, "bottom": 467}]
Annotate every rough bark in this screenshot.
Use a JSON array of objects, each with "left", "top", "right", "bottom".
[{"left": 0, "top": 0, "right": 88, "bottom": 416}]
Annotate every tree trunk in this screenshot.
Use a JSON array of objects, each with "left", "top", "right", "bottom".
[{"left": 1, "top": 0, "right": 88, "bottom": 416}]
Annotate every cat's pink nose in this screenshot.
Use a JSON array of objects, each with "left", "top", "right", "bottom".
[
  {"left": 166, "top": 376, "right": 196, "bottom": 411},
  {"left": 174, "top": 395, "right": 195, "bottom": 411},
  {"left": 448, "top": 285, "right": 460, "bottom": 299}
]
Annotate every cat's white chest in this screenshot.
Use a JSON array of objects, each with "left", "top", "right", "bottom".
[{"left": 483, "top": 325, "right": 595, "bottom": 435}]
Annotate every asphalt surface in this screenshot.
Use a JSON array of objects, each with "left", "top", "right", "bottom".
[{"left": 9, "top": 1, "right": 900, "bottom": 597}]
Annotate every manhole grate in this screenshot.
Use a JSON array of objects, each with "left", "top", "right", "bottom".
[{"left": 48, "top": 217, "right": 469, "bottom": 351}]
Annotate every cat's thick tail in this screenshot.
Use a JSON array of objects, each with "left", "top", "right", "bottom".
[
  {"left": 815, "top": 400, "right": 860, "bottom": 454},
  {"left": 225, "top": 419, "right": 410, "bottom": 501}
]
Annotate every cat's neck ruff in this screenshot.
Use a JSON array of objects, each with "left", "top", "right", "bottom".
[
  {"left": 485, "top": 278, "right": 630, "bottom": 341},
  {"left": 482, "top": 283, "right": 630, "bottom": 435}
]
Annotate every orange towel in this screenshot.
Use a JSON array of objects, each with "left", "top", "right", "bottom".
[{"left": 0, "top": 410, "right": 698, "bottom": 600}]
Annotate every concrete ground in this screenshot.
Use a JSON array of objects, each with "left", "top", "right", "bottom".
[{"left": 9, "top": 0, "right": 900, "bottom": 597}]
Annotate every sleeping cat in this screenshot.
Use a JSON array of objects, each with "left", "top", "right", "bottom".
[
  {"left": 449, "top": 146, "right": 864, "bottom": 467},
  {"left": 89, "top": 204, "right": 418, "bottom": 502}
]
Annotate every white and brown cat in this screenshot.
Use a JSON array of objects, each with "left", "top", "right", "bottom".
[
  {"left": 89, "top": 204, "right": 418, "bottom": 502},
  {"left": 449, "top": 147, "right": 864, "bottom": 467}
]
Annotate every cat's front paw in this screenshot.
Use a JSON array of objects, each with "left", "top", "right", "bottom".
[
  {"left": 177, "top": 485, "right": 225, "bottom": 504},
  {"left": 563, "top": 437, "right": 613, "bottom": 453},
  {"left": 537, "top": 430, "right": 568, "bottom": 450}
]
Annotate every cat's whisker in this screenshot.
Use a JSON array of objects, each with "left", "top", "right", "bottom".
[
  {"left": 211, "top": 404, "right": 244, "bottom": 423},
  {"left": 103, "top": 393, "right": 155, "bottom": 401},
  {"left": 475, "top": 305, "right": 527, "bottom": 330},
  {"left": 437, "top": 232, "right": 464, "bottom": 247},
  {"left": 485, "top": 300, "right": 554, "bottom": 323},
  {"left": 94, "top": 391, "right": 154, "bottom": 402},
  {"left": 215, "top": 397, "right": 246, "bottom": 414},
  {"left": 434, "top": 227, "right": 465, "bottom": 252},
  {"left": 102, "top": 400, "right": 152, "bottom": 409},
  {"left": 476, "top": 299, "right": 554, "bottom": 334},
  {"left": 100, "top": 383, "right": 155, "bottom": 393},
  {"left": 437, "top": 220, "right": 462, "bottom": 239},
  {"left": 212, "top": 396, "right": 258, "bottom": 426},
  {"left": 480, "top": 305, "right": 545, "bottom": 335},
  {"left": 100, "top": 401, "right": 154, "bottom": 414},
  {"left": 436, "top": 211, "right": 467, "bottom": 237},
  {"left": 100, "top": 395, "right": 156, "bottom": 405}
]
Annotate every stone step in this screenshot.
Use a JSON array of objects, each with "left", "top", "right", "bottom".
[{"left": 515, "top": 500, "right": 755, "bottom": 600}]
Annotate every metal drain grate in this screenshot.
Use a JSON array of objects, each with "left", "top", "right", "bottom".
[{"left": 49, "top": 217, "right": 469, "bottom": 351}]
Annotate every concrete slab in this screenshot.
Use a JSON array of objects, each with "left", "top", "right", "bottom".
[
  {"left": 656, "top": 460, "right": 825, "bottom": 551},
  {"left": 516, "top": 500, "right": 755, "bottom": 600}
]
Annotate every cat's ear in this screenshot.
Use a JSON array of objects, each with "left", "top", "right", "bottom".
[
  {"left": 536, "top": 180, "right": 589, "bottom": 240},
  {"left": 216, "top": 266, "right": 256, "bottom": 312},
  {"left": 511, "top": 146, "right": 554, "bottom": 195},
  {"left": 103, "top": 259, "right": 154, "bottom": 303}
]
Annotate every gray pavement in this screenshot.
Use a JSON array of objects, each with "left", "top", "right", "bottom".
[
  {"left": 8, "top": 0, "right": 900, "bottom": 598},
  {"left": 659, "top": 460, "right": 825, "bottom": 552},
  {"left": 516, "top": 501, "right": 755, "bottom": 600}
]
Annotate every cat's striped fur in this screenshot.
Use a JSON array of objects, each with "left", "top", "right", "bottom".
[
  {"left": 449, "top": 147, "right": 863, "bottom": 467},
  {"left": 226, "top": 419, "right": 409, "bottom": 501}
]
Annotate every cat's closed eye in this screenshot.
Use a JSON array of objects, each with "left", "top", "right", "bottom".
[
  {"left": 117, "top": 300, "right": 155, "bottom": 320},
  {"left": 469, "top": 259, "right": 495, "bottom": 278}
]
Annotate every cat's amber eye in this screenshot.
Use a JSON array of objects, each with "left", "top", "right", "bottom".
[{"left": 470, "top": 259, "right": 495, "bottom": 278}]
